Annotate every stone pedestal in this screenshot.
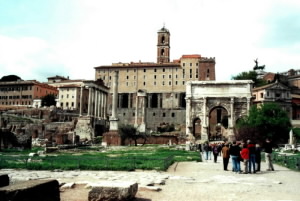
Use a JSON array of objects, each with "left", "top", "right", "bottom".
[{"left": 103, "top": 130, "right": 121, "bottom": 146}]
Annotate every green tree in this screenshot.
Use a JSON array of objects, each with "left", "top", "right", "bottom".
[
  {"left": 0, "top": 75, "right": 21, "bottom": 82},
  {"left": 232, "top": 70, "right": 267, "bottom": 87},
  {"left": 236, "top": 103, "right": 291, "bottom": 144},
  {"left": 41, "top": 94, "right": 56, "bottom": 107},
  {"left": 119, "top": 124, "right": 147, "bottom": 146}
]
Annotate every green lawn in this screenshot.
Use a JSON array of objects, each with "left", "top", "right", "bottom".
[{"left": 0, "top": 145, "right": 201, "bottom": 171}]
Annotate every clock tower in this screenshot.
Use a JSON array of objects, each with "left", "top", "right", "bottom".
[{"left": 157, "top": 26, "right": 170, "bottom": 63}]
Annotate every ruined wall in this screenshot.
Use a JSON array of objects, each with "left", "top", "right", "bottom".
[{"left": 115, "top": 108, "right": 186, "bottom": 131}]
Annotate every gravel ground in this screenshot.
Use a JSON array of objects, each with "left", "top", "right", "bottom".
[
  {"left": 2, "top": 154, "right": 300, "bottom": 201},
  {"left": 135, "top": 156, "right": 300, "bottom": 201}
]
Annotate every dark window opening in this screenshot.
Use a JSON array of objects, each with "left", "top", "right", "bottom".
[
  {"left": 121, "top": 93, "right": 129, "bottom": 108},
  {"left": 179, "top": 93, "right": 186, "bottom": 108},
  {"left": 150, "top": 93, "right": 158, "bottom": 108}
]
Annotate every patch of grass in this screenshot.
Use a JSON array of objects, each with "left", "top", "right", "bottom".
[{"left": 0, "top": 146, "right": 201, "bottom": 171}]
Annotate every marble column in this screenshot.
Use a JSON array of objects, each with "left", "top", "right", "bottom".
[
  {"left": 79, "top": 86, "right": 83, "bottom": 116},
  {"left": 110, "top": 71, "right": 119, "bottom": 130},
  {"left": 201, "top": 97, "right": 208, "bottom": 141},
  {"left": 134, "top": 93, "right": 138, "bottom": 126},
  {"left": 98, "top": 91, "right": 102, "bottom": 118},
  {"left": 230, "top": 97, "right": 234, "bottom": 127},
  {"left": 87, "top": 87, "right": 92, "bottom": 116},
  {"left": 247, "top": 97, "right": 251, "bottom": 115},
  {"left": 94, "top": 89, "right": 98, "bottom": 118},
  {"left": 103, "top": 93, "right": 107, "bottom": 119}
]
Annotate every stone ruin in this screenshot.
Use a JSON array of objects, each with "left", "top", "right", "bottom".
[{"left": 0, "top": 107, "right": 108, "bottom": 150}]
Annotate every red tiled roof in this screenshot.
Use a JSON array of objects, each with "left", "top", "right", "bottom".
[{"left": 181, "top": 54, "right": 201, "bottom": 59}]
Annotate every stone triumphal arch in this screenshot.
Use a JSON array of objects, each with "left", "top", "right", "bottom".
[{"left": 186, "top": 81, "right": 253, "bottom": 142}]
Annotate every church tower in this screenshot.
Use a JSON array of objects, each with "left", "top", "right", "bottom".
[{"left": 157, "top": 26, "right": 170, "bottom": 63}]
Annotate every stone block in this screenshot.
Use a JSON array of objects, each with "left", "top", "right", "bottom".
[
  {"left": 0, "top": 174, "right": 9, "bottom": 187},
  {"left": 88, "top": 181, "right": 138, "bottom": 201},
  {"left": 0, "top": 179, "right": 60, "bottom": 201}
]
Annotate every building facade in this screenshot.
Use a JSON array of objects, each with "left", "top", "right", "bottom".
[
  {"left": 47, "top": 79, "right": 109, "bottom": 118},
  {"left": 94, "top": 26, "right": 216, "bottom": 131},
  {"left": 252, "top": 81, "right": 292, "bottom": 119},
  {"left": 0, "top": 80, "right": 58, "bottom": 107}
]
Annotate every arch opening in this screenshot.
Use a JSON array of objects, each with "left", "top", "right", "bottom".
[{"left": 209, "top": 106, "right": 228, "bottom": 141}]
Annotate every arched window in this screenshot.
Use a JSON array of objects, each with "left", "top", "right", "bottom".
[
  {"left": 161, "top": 36, "right": 165, "bottom": 44},
  {"left": 161, "top": 49, "right": 165, "bottom": 56}
]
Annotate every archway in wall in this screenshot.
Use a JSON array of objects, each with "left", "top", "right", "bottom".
[
  {"left": 192, "top": 118, "right": 201, "bottom": 140},
  {"left": 209, "top": 106, "right": 228, "bottom": 141}
]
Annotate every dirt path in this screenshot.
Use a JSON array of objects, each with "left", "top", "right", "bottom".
[{"left": 61, "top": 156, "right": 300, "bottom": 201}]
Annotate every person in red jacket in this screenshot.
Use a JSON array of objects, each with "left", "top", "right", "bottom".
[{"left": 240, "top": 144, "right": 249, "bottom": 174}]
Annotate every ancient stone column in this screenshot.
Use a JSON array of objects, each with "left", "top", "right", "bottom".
[
  {"left": 110, "top": 71, "right": 119, "bottom": 130},
  {"left": 98, "top": 91, "right": 102, "bottom": 118},
  {"left": 94, "top": 89, "right": 98, "bottom": 118},
  {"left": 79, "top": 86, "right": 83, "bottom": 116},
  {"left": 134, "top": 93, "right": 138, "bottom": 127},
  {"left": 103, "top": 94, "right": 107, "bottom": 119},
  {"left": 247, "top": 97, "right": 251, "bottom": 115},
  {"left": 230, "top": 97, "right": 234, "bottom": 127},
  {"left": 100, "top": 92, "right": 104, "bottom": 118},
  {"left": 87, "top": 87, "right": 92, "bottom": 116},
  {"left": 201, "top": 97, "right": 208, "bottom": 141}
]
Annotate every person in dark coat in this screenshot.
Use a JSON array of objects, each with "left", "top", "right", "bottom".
[
  {"left": 263, "top": 138, "right": 274, "bottom": 171},
  {"left": 229, "top": 141, "right": 241, "bottom": 173},
  {"left": 255, "top": 143, "right": 262, "bottom": 172}
]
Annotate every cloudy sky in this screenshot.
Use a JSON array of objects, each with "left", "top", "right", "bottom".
[{"left": 0, "top": 0, "right": 300, "bottom": 82}]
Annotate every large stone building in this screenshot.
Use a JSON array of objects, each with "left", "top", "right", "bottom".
[
  {"left": 46, "top": 78, "right": 109, "bottom": 118},
  {"left": 94, "top": 26, "right": 216, "bottom": 132},
  {"left": 0, "top": 80, "right": 58, "bottom": 108}
]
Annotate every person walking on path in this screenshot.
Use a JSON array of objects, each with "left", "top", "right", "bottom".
[
  {"left": 203, "top": 142, "right": 211, "bottom": 160},
  {"left": 247, "top": 140, "right": 256, "bottom": 173},
  {"left": 241, "top": 144, "right": 249, "bottom": 174},
  {"left": 255, "top": 143, "right": 262, "bottom": 172},
  {"left": 212, "top": 144, "right": 219, "bottom": 163},
  {"left": 229, "top": 141, "right": 241, "bottom": 173},
  {"left": 221, "top": 143, "right": 230, "bottom": 171},
  {"left": 263, "top": 138, "right": 274, "bottom": 171}
]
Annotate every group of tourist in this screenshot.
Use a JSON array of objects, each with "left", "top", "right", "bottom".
[{"left": 201, "top": 138, "right": 275, "bottom": 174}]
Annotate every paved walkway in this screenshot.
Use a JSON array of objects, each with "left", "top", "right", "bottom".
[{"left": 1, "top": 154, "right": 300, "bottom": 201}]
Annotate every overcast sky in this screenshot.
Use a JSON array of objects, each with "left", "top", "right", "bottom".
[{"left": 0, "top": 0, "right": 300, "bottom": 82}]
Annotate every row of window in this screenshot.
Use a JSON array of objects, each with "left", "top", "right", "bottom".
[
  {"left": 60, "top": 102, "right": 76, "bottom": 108},
  {"left": 122, "top": 112, "right": 176, "bottom": 117},
  {"left": 0, "top": 101, "right": 32, "bottom": 105},
  {"left": 0, "top": 95, "right": 32, "bottom": 99},
  {"left": 254, "top": 91, "right": 290, "bottom": 99},
  {"left": 182, "top": 62, "right": 199, "bottom": 67},
  {"left": 101, "top": 65, "right": 197, "bottom": 74},
  {"left": 0, "top": 86, "right": 32, "bottom": 91},
  {"left": 61, "top": 94, "right": 76, "bottom": 99}
]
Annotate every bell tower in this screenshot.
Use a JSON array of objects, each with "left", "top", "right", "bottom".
[{"left": 157, "top": 26, "right": 170, "bottom": 63}]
